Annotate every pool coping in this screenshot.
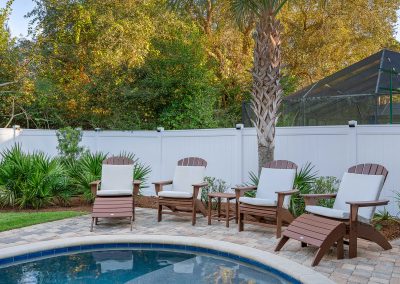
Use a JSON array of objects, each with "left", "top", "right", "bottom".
[{"left": 0, "top": 234, "right": 333, "bottom": 284}]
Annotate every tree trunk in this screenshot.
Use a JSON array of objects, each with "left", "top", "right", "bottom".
[{"left": 251, "top": 11, "right": 283, "bottom": 173}]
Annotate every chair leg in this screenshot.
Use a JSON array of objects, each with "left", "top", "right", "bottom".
[
  {"left": 349, "top": 221, "right": 358, "bottom": 258},
  {"left": 274, "top": 236, "right": 289, "bottom": 252},
  {"left": 239, "top": 212, "right": 244, "bottom": 232},
  {"left": 95, "top": 217, "right": 98, "bottom": 225},
  {"left": 130, "top": 217, "right": 133, "bottom": 231},
  {"left": 157, "top": 204, "right": 162, "bottom": 222},
  {"left": 337, "top": 239, "right": 344, "bottom": 259},
  {"left": 276, "top": 210, "right": 282, "bottom": 238},
  {"left": 132, "top": 198, "right": 135, "bottom": 222},
  {"left": 312, "top": 247, "right": 328, "bottom": 267},
  {"left": 90, "top": 217, "right": 95, "bottom": 232},
  {"left": 226, "top": 199, "right": 230, "bottom": 228},
  {"left": 192, "top": 200, "right": 197, "bottom": 226},
  {"left": 208, "top": 196, "right": 212, "bottom": 225}
]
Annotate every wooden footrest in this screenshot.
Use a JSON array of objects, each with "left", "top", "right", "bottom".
[
  {"left": 91, "top": 197, "right": 134, "bottom": 231},
  {"left": 275, "top": 214, "right": 346, "bottom": 266}
]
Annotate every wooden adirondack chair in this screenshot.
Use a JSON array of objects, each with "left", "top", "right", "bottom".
[
  {"left": 90, "top": 156, "right": 141, "bottom": 231},
  {"left": 154, "top": 157, "right": 208, "bottom": 226},
  {"left": 276, "top": 163, "right": 391, "bottom": 261},
  {"left": 234, "top": 160, "right": 298, "bottom": 238}
]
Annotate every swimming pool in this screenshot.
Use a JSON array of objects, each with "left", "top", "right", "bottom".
[
  {"left": 0, "top": 235, "right": 333, "bottom": 284},
  {"left": 0, "top": 246, "right": 294, "bottom": 283}
]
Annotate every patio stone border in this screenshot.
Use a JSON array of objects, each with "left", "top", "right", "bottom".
[{"left": 0, "top": 234, "right": 333, "bottom": 284}]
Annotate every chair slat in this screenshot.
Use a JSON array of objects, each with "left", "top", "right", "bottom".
[
  {"left": 263, "top": 160, "right": 298, "bottom": 170},
  {"left": 347, "top": 163, "right": 388, "bottom": 181},
  {"left": 103, "top": 156, "right": 134, "bottom": 165},
  {"left": 177, "top": 157, "right": 207, "bottom": 167}
]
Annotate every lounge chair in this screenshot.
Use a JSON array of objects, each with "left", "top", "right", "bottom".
[
  {"left": 276, "top": 163, "right": 391, "bottom": 262},
  {"left": 90, "top": 156, "right": 141, "bottom": 231},
  {"left": 153, "top": 157, "right": 208, "bottom": 225},
  {"left": 234, "top": 160, "right": 298, "bottom": 238}
]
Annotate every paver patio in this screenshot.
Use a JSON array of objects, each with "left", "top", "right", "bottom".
[{"left": 0, "top": 207, "right": 399, "bottom": 284}]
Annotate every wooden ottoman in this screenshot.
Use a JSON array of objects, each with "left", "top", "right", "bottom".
[
  {"left": 91, "top": 197, "right": 134, "bottom": 232},
  {"left": 274, "top": 214, "right": 346, "bottom": 266}
]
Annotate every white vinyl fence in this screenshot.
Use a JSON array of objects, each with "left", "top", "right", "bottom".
[{"left": 1, "top": 125, "right": 400, "bottom": 215}]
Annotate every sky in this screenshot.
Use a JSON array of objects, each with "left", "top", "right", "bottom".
[{"left": 2, "top": 0, "right": 400, "bottom": 41}]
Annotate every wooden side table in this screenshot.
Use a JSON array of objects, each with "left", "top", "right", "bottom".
[{"left": 207, "top": 192, "right": 237, "bottom": 227}]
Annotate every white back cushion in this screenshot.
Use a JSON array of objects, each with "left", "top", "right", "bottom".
[
  {"left": 256, "top": 168, "right": 296, "bottom": 208},
  {"left": 173, "top": 166, "right": 206, "bottom": 195},
  {"left": 101, "top": 164, "right": 134, "bottom": 193},
  {"left": 333, "top": 172, "right": 385, "bottom": 222}
]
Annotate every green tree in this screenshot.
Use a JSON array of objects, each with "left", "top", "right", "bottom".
[{"left": 133, "top": 16, "right": 218, "bottom": 129}]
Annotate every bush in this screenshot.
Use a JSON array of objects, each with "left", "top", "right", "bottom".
[
  {"left": 201, "top": 177, "right": 229, "bottom": 208},
  {"left": 310, "top": 176, "right": 340, "bottom": 208},
  {"left": 0, "top": 145, "right": 70, "bottom": 209},
  {"left": 0, "top": 145, "right": 152, "bottom": 208},
  {"left": 56, "top": 127, "right": 86, "bottom": 161}
]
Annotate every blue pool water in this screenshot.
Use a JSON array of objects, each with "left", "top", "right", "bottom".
[{"left": 0, "top": 248, "right": 296, "bottom": 284}]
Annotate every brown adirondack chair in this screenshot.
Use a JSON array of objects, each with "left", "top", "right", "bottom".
[
  {"left": 276, "top": 163, "right": 391, "bottom": 262},
  {"left": 90, "top": 156, "right": 141, "bottom": 231},
  {"left": 154, "top": 157, "right": 208, "bottom": 226},
  {"left": 234, "top": 160, "right": 298, "bottom": 238}
]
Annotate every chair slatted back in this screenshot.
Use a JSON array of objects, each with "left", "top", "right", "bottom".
[
  {"left": 178, "top": 157, "right": 207, "bottom": 167},
  {"left": 103, "top": 156, "right": 134, "bottom": 165},
  {"left": 348, "top": 163, "right": 388, "bottom": 182},
  {"left": 264, "top": 160, "right": 298, "bottom": 170}
]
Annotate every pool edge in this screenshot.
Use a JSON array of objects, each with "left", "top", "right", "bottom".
[{"left": 0, "top": 234, "right": 333, "bottom": 284}]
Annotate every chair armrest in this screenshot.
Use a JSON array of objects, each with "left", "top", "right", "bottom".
[
  {"left": 90, "top": 180, "right": 101, "bottom": 196},
  {"left": 346, "top": 200, "right": 389, "bottom": 207},
  {"left": 276, "top": 189, "right": 298, "bottom": 196},
  {"left": 191, "top": 182, "right": 208, "bottom": 199},
  {"left": 233, "top": 186, "right": 257, "bottom": 199},
  {"left": 152, "top": 180, "right": 173, "bottom": 186},
  {"left": 192, "top": 182, "right": 208, "bottom": 187},
  {"left": 133, "top": 180, "right": 142, "bottom": 196},
  {"left": 302, "top": 193, "right": 337, "bottom": 206},
  {"left": 153, "top": 180, "right": 173, "bottom": 195}
]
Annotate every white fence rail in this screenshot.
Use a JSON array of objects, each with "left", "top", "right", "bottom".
[{"left": 1, "top": 125, "right": 399, "bottom": 214}]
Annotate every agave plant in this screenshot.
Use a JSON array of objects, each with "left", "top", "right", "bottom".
[{"left": 0, "top": 145, "right": 70, "bottom": 209}]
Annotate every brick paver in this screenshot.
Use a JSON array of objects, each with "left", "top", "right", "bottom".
[{"left": 0, "top": 208, "right": 399, "bottom": 283}]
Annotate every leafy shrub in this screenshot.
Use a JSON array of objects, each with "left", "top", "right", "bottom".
[
  {"left": 201, "top": 177, "right": 229, "bottom": 208},
  {"left": 373, "top": 208, "right": 395, "bottom": 231},
  {"left": 0, "top": 145, "right": 70, "bottom": 209},
  {"left": 310, "top": 176, "right": 340, "bottom": 208},
  {"left": 290, "top": 163, "right": 318, "bottom": 217},
  {"left": 56, "top": 127, "right": 86, "bottom": 161}
]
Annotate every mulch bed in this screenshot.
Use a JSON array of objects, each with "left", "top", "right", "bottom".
[{"left": 372, "top": 219, "right": 400, "bottom": 240}]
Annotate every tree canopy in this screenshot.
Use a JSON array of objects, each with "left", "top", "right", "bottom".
[{"left": 0, "top": 0, "right": 399, "bottom": 129}]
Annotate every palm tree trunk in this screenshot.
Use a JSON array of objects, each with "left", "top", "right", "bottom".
[{"left": 251, "top": 11, "right": 283, "bottom": 172}]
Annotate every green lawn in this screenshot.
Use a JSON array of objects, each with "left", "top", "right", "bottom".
[{"left": 0, "top": 211, "right": 87, "bottom": 232}]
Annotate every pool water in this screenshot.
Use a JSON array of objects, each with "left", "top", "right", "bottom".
[{"left": 0, "top": 249, "right": 293, "bottom": 284}]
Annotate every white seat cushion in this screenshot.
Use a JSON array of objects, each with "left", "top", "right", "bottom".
[
  {"left": 98, "top": 164, "right": 134, "bottom": 196},
  {"left": 333, "top": 172, "right": 385, "bottom": 222},
  {"left": 171, "top": 166, "right": 206, "bottom": 199},
  {"left": 256, "top": 167, "right": 296, "bottom": 208},
  {"left": 239, "top": 197, "right": 276, "bottom": 207},
  {"left": 158, "top": 191, "right": 193, "bottom": 198},
  {"left": 97, "top": 190, "right": 133, "bottom": 197},
  {"left": 306, "top": 205, "right": 370, "bottom": 224}
]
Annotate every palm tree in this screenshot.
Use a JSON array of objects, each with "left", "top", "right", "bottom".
[{"left": 232, "top": 0, "right": 288, "bottom": 171}]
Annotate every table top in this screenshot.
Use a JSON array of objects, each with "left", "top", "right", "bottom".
[{"left": 207, "top": 192, "right": 236, "bottom": 199}]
